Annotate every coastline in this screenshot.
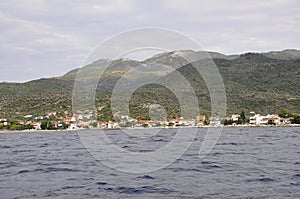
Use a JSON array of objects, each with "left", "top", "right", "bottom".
[{"left": 0, "top": 124, "right": 299, "bottom": 134}]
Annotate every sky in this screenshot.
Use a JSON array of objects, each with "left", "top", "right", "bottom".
[{"left": 0, "top": 0, "right": 299, "bottom": 82}]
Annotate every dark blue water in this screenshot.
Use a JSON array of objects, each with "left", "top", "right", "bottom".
[{"left": 0, "top": 127, "right": 299, "bottom": 198}]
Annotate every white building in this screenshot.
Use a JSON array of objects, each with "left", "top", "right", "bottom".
[
  {"left": 249, "top": 113, "right": 280, "bottom": 125},
  {"left": 107, "top": 122, "right": 118, "bottom": 129},
  {"left": 231, "top": 114, "right": 240, "bottom": 122},
  {"left": 67, "top": 123, "right": 77, "bottom": 130},
  {"left": 34, "top": 122, "right": 41, "bottom": 130},
  {"left": 210, "top": 117, "right": 222, "bottom": 126}
]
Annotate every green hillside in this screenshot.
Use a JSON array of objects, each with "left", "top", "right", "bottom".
[{"left": 0, "top": 50, "right": 299, "bottom": 120}]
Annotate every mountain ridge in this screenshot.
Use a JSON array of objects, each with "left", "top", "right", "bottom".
[{"left": 0, "top": 49, "right": 299, "bottom": 120}]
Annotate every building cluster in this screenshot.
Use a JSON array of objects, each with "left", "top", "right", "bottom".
[
  {"left": 69, "top": 115, "right": 199, "bottom": 130},
  {"left": 56, "top": 111, "right": 296, "bottom": 130},
  {"left": 0, "top": 111, "right": 70, "bottom": 130},
  {"left": 248, "top": 112, "right": 292, "bottom": 126},
  {"left": 0, "top": 111, "right": 298, "bottom": 131}
]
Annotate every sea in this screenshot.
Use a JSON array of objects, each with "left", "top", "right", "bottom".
[{"left": 0, "top": 127, "right": 299, "bottom": 199}]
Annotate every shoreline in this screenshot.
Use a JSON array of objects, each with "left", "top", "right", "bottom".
[{"left": 0, "top": 124, "right": 299, "bottom": 134}]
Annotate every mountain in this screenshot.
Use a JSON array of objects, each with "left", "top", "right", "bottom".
[
  {"left": 0, "top": 50, "right": 299, "bottom": 120},
  {"left": 263, "top": 49, "right": 300, "bottom": 60},
  {"left": 143, "top": 50, "right": 237, "bottom": 68}
]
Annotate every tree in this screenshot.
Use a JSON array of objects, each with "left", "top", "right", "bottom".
[
  {"left": 47, "top": 122, "right": 55, "bottom": 130},
  {"left": 279, "top": 109, "right": 292, "bottom": 118},
  {"left": 41, "top": 120, "right": 55, "bottom": 130},
  {"left": 41, "top": 120, "right": 48, "bottom": 130},
  {"left": 62, "top": 122, "right": 68, "bottom": 129},
  {"left": 24, "top": 124, "right": 34, "bottom": 130},
  {"left": 90, "top": 122, "right": 98, "bottom": 128},
  {"left": 240, "top": 110, "right": 246, "bottom": 124},
  {"left": 292, "top": 115, "right": 300, "bottom": 124},
  {"left": 222, "top": 119, "right": 233, "bottom": 125},
  {"left": 204, "top": 119, "right": 210, "bottom": 125},
  {"left": 10, "top": 124, "right": 23, "bottom": 130}
]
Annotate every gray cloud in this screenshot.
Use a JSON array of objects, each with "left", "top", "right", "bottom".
[{"left": 0, "top": 0, "right": 299, "bottom": 82}]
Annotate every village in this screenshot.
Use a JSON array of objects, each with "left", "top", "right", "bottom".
[{"left": 0, "top": 110, "right": 299, "bottom": 131}]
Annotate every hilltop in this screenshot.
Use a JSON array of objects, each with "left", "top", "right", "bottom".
[{"left": 0, "top": 49, "right": 299, "bottom": 120}]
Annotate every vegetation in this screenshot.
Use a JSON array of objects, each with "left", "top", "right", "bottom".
[
  {"left": 0, "top": 120, "right": 33, "bottom": 131},
  {"left": 0, "top": 50, "right": 299, "bottom": 121},
  {"left": 292, "top": 115, "right": 300, "bottom": 124}
]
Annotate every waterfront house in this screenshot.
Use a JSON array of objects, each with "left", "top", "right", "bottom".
[
  {"left": 209, "top": 117, "right": 222, "bottom": 126},
  {"left": 197, "top": 115, "right": 206, "bottom": 126},
  {"left": 231, "top": 114, "right": 240, "bottom": 122},
  {"left": 107, "top": 122, "right": 119, "bottom": 129}
]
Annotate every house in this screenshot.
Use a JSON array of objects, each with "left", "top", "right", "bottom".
[
  {"left": 35, "top": 116, "right": 44, "bottom": 120},
  {"left": 70, "top": 117, "right": 77, "bottom": 122},
  {"left": 53, "top": 121, "right": 59, "bottom": 128},
  {"left": 249, "top": 113, "right": 261, "bottom": 125},
  {"left": 231, "top": 114, "right": 240, "bottom": 122},
  {"left": 121, "top": 115, "right": 129, "bottom": 120},
  {"left": 57, "top": 122, "right": 63, "bottom": 129},
  {"left": 0, "top": 118, "right": 7, "bottom": 126},
  {"left": 174, "top": 119, "right": 183, "bottom": 126},
  {"left": 135, "top": 120, "right": 148, "bottom": 127},
  {"left": 210, "top": 117, "right": 222, "bottom": 126},
  {"left": 260, "top": 114, "right": 279, "bottom": 125},
  {"left": 279, "top": 117, "right": 292, "bottom": 125},
  {"left": 98, "top": 122, "right": 107, "bottom": 129},
  {"left": 24, "top": 114, "right": 33, "bottom": 119},
  {"left": 32, "top": 122, "right": 41, "bottom": 130},
  {"left": 250, "top": 113, "right": 280, "bottom": 125},
  {"left": 107, "top": 122, "right": 119, "bottom": 129},
  {"left": 182, "top": 119, "right": 196, "bottom": 126},
  {"left": 46, "top": 112, "right": 57, "bottom": 117},
  {"left": 197, "top": 115, "right": 206, "bottom": 126},
  {"left": 160, "top": 120, "right": 169, "bottom": 126},
  {"left": 78, "top": 114, "right": 84, "bottom": 120},
  {"left": 67, "top": 123, "right": 77, "bottom": 130}
]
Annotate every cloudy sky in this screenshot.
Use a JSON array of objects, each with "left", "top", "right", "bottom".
[{"left": 1, "top": 0, "right": 299, "bottom": 82}]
